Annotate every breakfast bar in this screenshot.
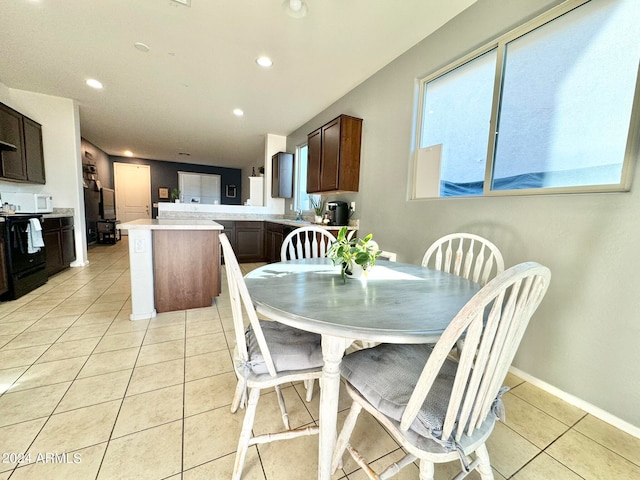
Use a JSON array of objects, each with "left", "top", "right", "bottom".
[{"left": 117, "top": 219, "right": 224, "bottom": 320}]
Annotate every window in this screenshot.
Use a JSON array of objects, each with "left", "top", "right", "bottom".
[
  {"left": 413, "top": 0, "right": 640, "bottom": 198},
  {"left": 295, "top": 144, "right": 317, "bottom": 211},
  {"left": 178, "top": 171, "right": 221, "bottom": 204}
]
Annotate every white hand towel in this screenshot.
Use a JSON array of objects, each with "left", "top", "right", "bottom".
[{"left": 27, "top": 218, "right": 45, "bottom": 253}]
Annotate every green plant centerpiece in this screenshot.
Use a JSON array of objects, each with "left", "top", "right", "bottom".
[
  {"left": 170, "top": 188, "right": 180, "bottom": 202},
  {"left": 326, "top": 226, "right": 382, "bottom": 281}
]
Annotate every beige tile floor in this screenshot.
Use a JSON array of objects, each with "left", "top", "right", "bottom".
[{"left": 0, "top": 238, "right": 639, "bottom": 480}]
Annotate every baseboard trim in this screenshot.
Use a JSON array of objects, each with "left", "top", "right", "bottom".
[{"left": 509, "top": 366, "right": 640, "bottom": 439}]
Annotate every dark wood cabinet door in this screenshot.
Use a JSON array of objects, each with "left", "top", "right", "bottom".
[
  {"left": 44, "top": 229, "right": 63, "bottom": 276},
  {"left": 0, "top": 103, "right": 27, "bottom": 181},
  {"left": 307, "top": 128, "right": 322, "bottom": 193},
  {"left": 271, "top": 152, "right": 293, "bottom": 198},
  {"left": 0, "top": 236, "right": 8, "bottom": 296},
  {"left": 264, "top": 222, "right": 284, "bottom": 263},
  {"left": 235, "top": 221, "right": 264, "bottom": 262},
  {"left": 320, "top": 117, "right": 341, "bottom": 191},
  {"left": 61, "top": 227, "right": 76, "bottom": 265},
  {"left": 23, "top": 117, "right": 45, "bottom": 184}
]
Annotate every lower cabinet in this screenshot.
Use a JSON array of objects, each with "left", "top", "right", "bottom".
[
  {"left": 235, "top": 221, "right": 264, "bottom": 263},
  {"left": 265, "top": 222, "right": 285, "bottom": 263},
  {"left": 43, "top": 216, "right": 76, "bottom": 276},
  {"left": 217, "top": 220, "right": 264, "bottom": 263},
  {"left": 0, "top": 229, "right": 8, "bottom": 296}
]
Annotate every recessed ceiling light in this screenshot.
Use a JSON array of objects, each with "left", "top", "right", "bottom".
[
  {"left": 124, "top": 150, "right": 133, "bottom": 157},
  {"left": 86, "top": 78, "right": 103, "bottom": 89},
  {"left": 282, "top": 0, "right": 308, "bottom": 18},
  {"left": 256, "top": 56, "right": 273, "bottom": 68},
  {"left": 134, "top": 42, "right": 150, "bottom": 53},
  {"left": 233, "top": 108, "right": 244, "bottom": 117}
]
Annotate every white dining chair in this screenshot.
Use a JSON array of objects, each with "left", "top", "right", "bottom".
[
  {"left": 332, "top": 262, "right": 551, "bottom": 480},
  {"left": 220, "top": 233, "right": 324, "bottom": 480},
  {"left": 281, "top": 225, "right": 336, "bottom": 261},
  {"left": 422, "top": 233, "right": 504, "bottom": 286}
]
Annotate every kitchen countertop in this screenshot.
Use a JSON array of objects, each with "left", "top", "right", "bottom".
[
  {"left": 265, "top": 219, "right": 356, "bottom": 231},
  {"left": 117, "top": 219, "right": 224, "bottom": 230}
]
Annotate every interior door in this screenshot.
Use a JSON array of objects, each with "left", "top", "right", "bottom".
[{"left": 114, "top": 163, "right": 151, "bottom": 231}]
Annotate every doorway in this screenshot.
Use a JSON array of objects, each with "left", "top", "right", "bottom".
[{"left": 114, "top": 163, "right": 151, "bottom": 232}]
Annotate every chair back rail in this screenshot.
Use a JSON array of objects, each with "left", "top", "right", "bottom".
[
  {"left": 422, "top": 233, "right": 505, "bottom": 285},
  {"left": 400, "top": 262, "right": 551, "bottom": 444},
  {"left": 220, "top": 233, "right": 278, "bottom": 377},
  {"left": 281, "top": 226, "right": 336, "bottom": 261}
]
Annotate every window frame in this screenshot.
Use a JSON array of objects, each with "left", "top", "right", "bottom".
[
  {"left": 411, "top": 0, "right": 640, "bottom": 199},
  {"left": 294, "top": 143, "right": 318, "bottom": 212}
]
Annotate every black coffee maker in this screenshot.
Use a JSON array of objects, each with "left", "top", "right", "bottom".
[{"left": 327, "top": 201, "right": 349, "bottom": 226}]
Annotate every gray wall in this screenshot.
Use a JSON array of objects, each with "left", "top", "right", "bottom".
[{"left": 287, "top": 0, "right": 640, "bottom": 427}]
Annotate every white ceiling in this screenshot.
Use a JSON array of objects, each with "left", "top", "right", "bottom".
[{"left": 0, "top": 0, "right": 476, "bottom": 170}]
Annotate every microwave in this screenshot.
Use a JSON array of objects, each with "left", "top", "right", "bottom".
[{"left": 2, "top": 192, "right": 54, "bottom": 213}]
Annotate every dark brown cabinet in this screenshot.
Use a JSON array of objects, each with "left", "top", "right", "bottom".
[
  {"left": 265, "top": 222, "right": 285, "bottom": 263},
  {"left": 217, "top": 220, "right": 264, "bottom": 263},
  {"left": 271, "top": 152, "right": 293, "bottom": 198},
  {"left": 307, "top": 114, "right": 362, "bottom": 193},
  {"left": 43, "top": 216, "right": 76, "bottom": 276},
  {"left": 235, "top": 221, "right": 264, "bottom": 263},
  {"left": 0, "top": 102, "right": 45, "bottom": 184},
  {"left": 0, "top": 229, "right": 8, "bottom": 296},
  {"left": 23, "top": 117, "right": 46, "bottom": 184}
]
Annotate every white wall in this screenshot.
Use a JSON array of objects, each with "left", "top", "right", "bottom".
[
  {"left": 287, "top": 0, "right": 640, "bottom": 430},
  {"left": 0, "top": 83, "right": 87, "bottom": 266}
]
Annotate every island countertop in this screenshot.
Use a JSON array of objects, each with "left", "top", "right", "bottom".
[{"left": 117, "top": 219, "right": 224, "bottom": 230}]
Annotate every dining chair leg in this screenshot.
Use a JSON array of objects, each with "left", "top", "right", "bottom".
[
  {"left": 418, "top": 460, "right": 435, "bottom": 480},
  {"left": 331, "top": 401, "right": 363, "bottom": 473},
  {"left": 274, "top": 385, "right": 291, "bottom": 430},
  {"left": 231, "top": 379, "right": 245, "bottom": 413},
  {"left": 304, "top": 379, "right": 314, "bottom": 402},
  {"left": 232, "top": 387, "right": 260, "bottom": 480},
  {"left": 475, "top": 443, "right": 494, "bottom": 480}
]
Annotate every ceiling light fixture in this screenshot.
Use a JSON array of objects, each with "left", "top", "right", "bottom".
[
  {"left": 256, "top": 56, "right": 273, "bottom": 68},
  {"left": 134, "top": 42, "right": 150, "bottom": 53},
  {"left": 124, "top": 150, "right": 133, "bottom": 157},
  {"left": 233, "top": 108, "right": 244, "bottom": 117},
  {"left": 86, "top": 78, "right": 103, "bottom": 89},
  {"left": 282, "top": 0, "right": 308, "bottom": 18}
]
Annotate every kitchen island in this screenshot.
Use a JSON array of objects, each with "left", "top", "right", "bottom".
[{"left": 118, "top": 219, "right": 224, "bottom": 320}]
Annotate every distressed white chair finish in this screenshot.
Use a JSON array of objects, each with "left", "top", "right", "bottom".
[
  {"left": 220, "top": 234, "right": 324, "bottom": 480},
  {"left": 281, "top": 226, "right": 336, "bottom": 261},
  {"left": 422, "top": 233, "right": 504, "bottom": 286},
  {"left": 332, "top": 262, "right": 551, "bottom": 480}
]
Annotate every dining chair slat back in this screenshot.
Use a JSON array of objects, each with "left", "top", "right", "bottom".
[
  {"left": 422, "top": 233, "right": 505, "bottom": 286},
  {"left": 333, "top": 262, "right": 551, "bottom": 480},
  {"left": 281, "top": 226, "right": 336, "bottom": 261}
]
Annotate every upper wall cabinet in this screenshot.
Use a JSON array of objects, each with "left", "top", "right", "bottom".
[
  {"left": 307, "top": 114, "right": 362, "bottom": 193},
  {"left": 0, "top": 102, "right": 46, "bottom": 184},
  {"left": 271, "top": 151, "right": 293, "bottom": 198}
]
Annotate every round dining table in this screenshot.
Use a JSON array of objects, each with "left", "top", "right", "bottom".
[{"left": 244, "top": 258, "right": 481, "bottom": 480}]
